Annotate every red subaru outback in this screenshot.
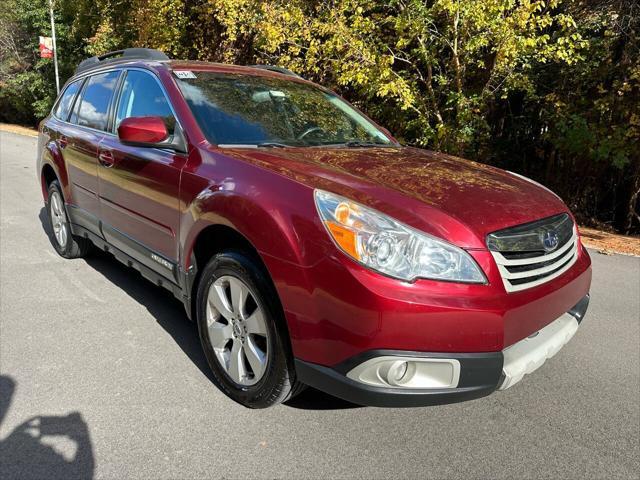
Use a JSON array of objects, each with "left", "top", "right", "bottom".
[{"left": 37, "top": 49, "right": 591, "bottom": 408}]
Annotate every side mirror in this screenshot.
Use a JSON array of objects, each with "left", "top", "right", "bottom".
[{"left": 117, "top": 116, "right": 187, "bottom": 152}]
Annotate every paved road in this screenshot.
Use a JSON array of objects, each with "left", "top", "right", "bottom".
[{"left": 1, "top": 130, "right": 639, "bottom": 479}]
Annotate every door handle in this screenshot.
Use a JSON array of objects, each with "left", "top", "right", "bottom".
[
  {"left": 98, "top": 150, "right": 115, "bottom": 168},
  {"left": 59, "top": 135, "right": 68, "bottom": 149}
]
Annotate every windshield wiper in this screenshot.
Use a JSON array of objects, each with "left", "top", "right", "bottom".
[
  {"left": 257, "top": 142, "right": 290, "bottom": 148},
  {"left": 257, "top": 141, "right": 394, "bottom": 148},
  {"left": 334, "top": 141, "right": 394, "bottom": 148}
]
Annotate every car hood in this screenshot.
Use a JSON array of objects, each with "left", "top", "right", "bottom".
[{"left": 224, "top": 145, "right": 569, "bottom": 249}]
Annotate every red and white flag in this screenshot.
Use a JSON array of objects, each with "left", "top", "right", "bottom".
[{"left": 39, "top": 36, "right": 54, "bottom": 58}]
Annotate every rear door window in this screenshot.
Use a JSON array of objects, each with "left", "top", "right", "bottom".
[
  {"left": 53, "top": 79, "right": 82, "bottom": 121},
  {"left": 115, "top": 70, "right": 175, "bottom": 134},
  {"left": 74, "top": 71, "right": 120, "bottom": 131}
]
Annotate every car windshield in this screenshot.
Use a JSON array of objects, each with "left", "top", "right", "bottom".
[{"left": 175, "top": 71, "right": 394, "bottom": 147}]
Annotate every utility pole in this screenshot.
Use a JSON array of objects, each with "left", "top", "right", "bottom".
[{"left": 48, "top": 0, "right": 60, "bottom": 94}]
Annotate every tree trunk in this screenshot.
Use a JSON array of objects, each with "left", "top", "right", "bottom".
[
  {"left": 451, "top": 7, "right": 463, "bottom": 95},
  {"left": 625, "top": 166, "right": 640, "bottom": 234}
]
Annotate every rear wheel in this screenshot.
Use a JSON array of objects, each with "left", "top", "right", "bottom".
[
  {"left": 46, "top": 181, "right": 92, "bottom": 259},
  {"left": 196, "top": 250, "right": 303, "bottom": 408}
]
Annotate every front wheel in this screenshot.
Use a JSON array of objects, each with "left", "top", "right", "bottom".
[{"left": 196, "top": 250, "right": 303, "bottom": 408}]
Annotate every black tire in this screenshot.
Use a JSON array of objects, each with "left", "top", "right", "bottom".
[
  {"left": 196, "top": 250, "right": 303, "bottom": 408},
  {"left": 46, "top": 180, "right": 93, "bottom": 259}
]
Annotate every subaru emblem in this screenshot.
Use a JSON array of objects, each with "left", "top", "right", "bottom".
[{"left": 542, "top": 230, "right": 559, "bottom": 252}]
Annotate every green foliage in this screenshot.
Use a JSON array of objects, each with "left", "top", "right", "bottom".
[
  {"left": 1, "top": 0, "right": 56, "bottom": 124},
  {"left": 0, "top": 0, "right": 638, "bottom": 232}
]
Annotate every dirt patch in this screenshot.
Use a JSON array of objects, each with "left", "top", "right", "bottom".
[
  {"left": 0, "top": 123, "right": 38, "bottom": 137},
  {"left": 579, "top": 226, "right": 640, "bottom": 257}
]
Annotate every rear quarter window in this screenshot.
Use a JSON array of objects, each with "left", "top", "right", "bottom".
[
  {"left": 73, "top": 71, "right": 120, "bottom": 131},
  {"left": 53, "top": 79, "right": 82, "bottom": 121}
]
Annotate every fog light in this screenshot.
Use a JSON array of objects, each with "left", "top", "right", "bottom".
[
  {"left": 346, "top": 356, "right": 461, "bottom": 389},
  {"left": 385, "top": 360, "right": 409, "bottom": 385}
]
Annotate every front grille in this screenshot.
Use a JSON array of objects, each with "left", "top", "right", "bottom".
[{"left": 487, "top": 213, "right": 578, "bottom": 293}]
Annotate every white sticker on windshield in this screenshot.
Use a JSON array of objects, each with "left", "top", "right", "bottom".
[{"left": 174, "top": 70, "right": 197, "bottom": 79}]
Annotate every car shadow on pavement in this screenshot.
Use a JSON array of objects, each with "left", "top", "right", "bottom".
[
  {"left": 0, "top": 375, "right": 95, "bottom": 479},
  {"left": 38, "top": 207, "right": 217, "bottom": 384},
  {"left": 86, "top": 249, "right": 361, "bottom": 410},
  {"left": 85, "top": 250, "right": 219, "bottom": 383},
  {"left": 38, "top": 208, "right": 359, "bottom": 410},
  {"left": 283, "top": 388, "right": 361, "bottom": 410}
]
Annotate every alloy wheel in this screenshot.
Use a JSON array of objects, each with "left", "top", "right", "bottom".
[
  {"left": 205, "top": 275, "right": 269, "bottom": 386},
  {"left": 50, "top": 191, "right": 68, "bottom": 247}
]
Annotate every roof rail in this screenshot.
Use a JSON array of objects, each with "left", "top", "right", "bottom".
[
  {"left": 75, "top": 48, "right": 169, "bottom": 74},
  {"left": 250, "top": 65, "right": 301, "bottom": 78}
]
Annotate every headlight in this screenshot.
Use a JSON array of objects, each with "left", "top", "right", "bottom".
[{"left": 314, "top": 190, "right": 486, "bottom": 283}]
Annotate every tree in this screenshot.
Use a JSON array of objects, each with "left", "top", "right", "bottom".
[{"left": 0, "top": 0, "right": 637, "bottom": 232}]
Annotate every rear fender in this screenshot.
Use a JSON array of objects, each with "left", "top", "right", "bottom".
[{"left": 40, "top": 140, "right": 70, "bottom": 202}]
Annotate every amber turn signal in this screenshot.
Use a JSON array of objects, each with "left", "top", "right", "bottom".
[{"left": 325, "top": 221, "right": 360, "bottom": 259}]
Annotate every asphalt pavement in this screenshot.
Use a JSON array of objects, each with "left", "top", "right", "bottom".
[{"left": 1, "top": 130, "right": 639, "bottom": 479}]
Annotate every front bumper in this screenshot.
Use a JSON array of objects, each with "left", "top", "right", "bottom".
[{"left": 296, "top": 294, "right": 589, "bottom": 407}]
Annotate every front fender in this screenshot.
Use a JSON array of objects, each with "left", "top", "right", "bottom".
[
  {"left": 180, "top": 177, "right": 331, "bottom": 343},
  {"left": 180, "top": 181, "right": 327, "bottom": 271}
]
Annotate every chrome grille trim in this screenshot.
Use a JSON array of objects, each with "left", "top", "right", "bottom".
[
  {"left": 489, "top": 219, "right": 579, "bottom": 293},
  {"left": 487, "top": 213, "right": 573, "bottom": 254},
  {"left": 499, "top": 246, "right": 575, "bottom": 280},
  {"left": 491, "top": 230, "right": 576, "bottom": 267}
]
